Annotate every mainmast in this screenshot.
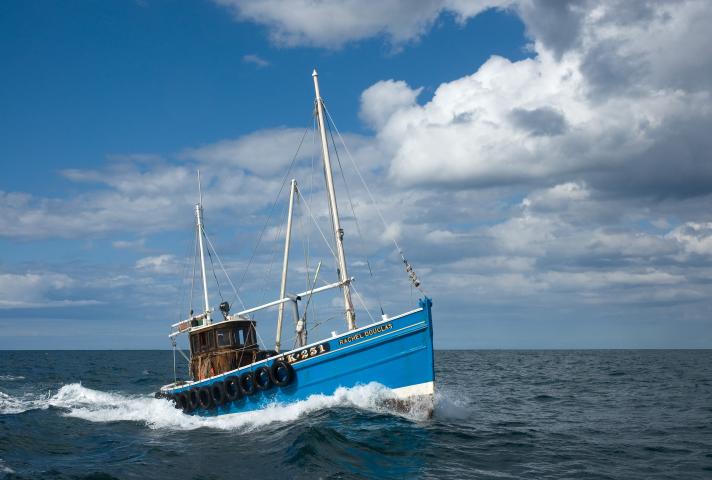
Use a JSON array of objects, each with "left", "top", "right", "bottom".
[
  {"left": 275, "top": 178, "right": 297, "bottom": 352},
  {"left": 312, "top": 69, "right": 356, "bottom": 331},
  {"left": 195, "top": 171, "right": 211, "bottom": 324}
]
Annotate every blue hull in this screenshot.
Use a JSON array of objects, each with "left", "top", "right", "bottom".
[{"left": 166, "top": 298, "right": 435, "bottom": 416}]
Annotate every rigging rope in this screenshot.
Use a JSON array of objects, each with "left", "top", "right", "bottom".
[
  {"left": 323, "top": 105, "right": 425, "bottom": 294},
  {"left": 203, "top": 227, "right": 225, "bottom": 303},
  {"left": 233, "top": 124, "right": 311, "bottom": 304},
  {"left": 326, "top": 115, "right": 384, "bottom": 316},
  {"left": 203, "top": 231, "right": 247, "bottom": 310},
  {"left": 296, "top": 188, "right": 338, "bottom": 262},
  {"left": 189, "top": 228, "right": 198, "bottom": 315},
  {"left": 351, "top": 283, "right": 376, "bottom": 324}
]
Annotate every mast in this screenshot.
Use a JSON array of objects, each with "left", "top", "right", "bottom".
[
  {"left": 312, "top": 69, "right": 356, "bottom": 331},
  {"left": 275, "top": 178, "right": 297, "bottom": 352},
  {"left": 195, "top": 171, "right": 211, "bottom": 324}
]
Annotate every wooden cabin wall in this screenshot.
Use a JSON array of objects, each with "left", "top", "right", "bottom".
[{"left": 190, "top": 349, "right": 257, "bottom": 380}]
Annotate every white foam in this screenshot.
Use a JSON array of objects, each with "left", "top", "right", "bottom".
[
  {"left": 433, "top": 388, "right": 472, "bottom": 420},
  {"left": 0, "top": 458, "right": 15, "bottom": 476},
  {"left": 0, "top": 375, "right": 25, "bottom": 381},
  {"left": 0, "top": 390, "right": 50, "bottom": 414},
  {"left": 50, "top": 382, "right": 435, "bottom": 430},
  {"left": 1, "top": 382, "right": 441, "bottom": 428}
]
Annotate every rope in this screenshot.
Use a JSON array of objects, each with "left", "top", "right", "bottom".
[
  {"left": 233, "top": 124, "right": 311, "bottom": 304},
  {"left": 296, "top": 188, "right": 338, "bottom": 262},
  {"left": 203, "top": 231, "right": 247, "bottom": 310},
  {"left": 326, "top": 115, "right": 384, "bottom": 316},
  {"left": 324, "top": 105, "right": 426, "bottom": 295},
  {"left": 189, "top": 228, "right": 198, "bottom": 315},
  {"left": 204, "top": 227, "right": 224, "bottom": 302},
  {"left": 351, "top": 283, "right": 376, "bottom": 324}
]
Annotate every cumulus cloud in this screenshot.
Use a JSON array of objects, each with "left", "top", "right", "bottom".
[
  {"left": 0, "top": 271, "right": 98, "bottom": 309},
  {"left": 213, "top": 0, "right": 509, "bottom": 48},
  {"left": 667, "top": 222, "right": 712, "bottom": 257},
  {"left": 361, "top": 4, "right": 712, "bottom": 195},
  {"left": 3, "top": 0, "right": 712, "bottom": 346},
  {"left": 135, "top": 254, "right": 180, "bottom": 275},
  {"left": 182, "top": 128, "right": 315, "bottom": 176},
  {"left": 359, "top": 80, "right": 423, "bottom": 130}
]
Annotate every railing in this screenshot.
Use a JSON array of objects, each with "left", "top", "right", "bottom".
[{"left": 169, "top": 278, "right": 352, "bottom": 338}]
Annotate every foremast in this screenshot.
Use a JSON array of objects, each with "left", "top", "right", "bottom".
[
  {"left": 195, "top": 171, "right": 211, "bottom": 324},
  {"left": 275, "top": 178, "right": 297, "bottom": 352},
  {"left": 312, "top": 69, "right": 356, "bottom": 331}
]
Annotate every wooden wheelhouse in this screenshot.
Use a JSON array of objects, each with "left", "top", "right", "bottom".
[{"left": 188, "top": 319, "right": 271, "bottom": 381}]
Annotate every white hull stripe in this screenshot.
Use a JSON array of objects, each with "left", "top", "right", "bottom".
[{"left": 391, "top": 381, "right": 434, "bottom": 399}]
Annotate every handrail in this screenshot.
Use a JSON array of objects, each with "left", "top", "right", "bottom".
[{"left": 169, "top": 278, "right": 352, "bottom": 337}]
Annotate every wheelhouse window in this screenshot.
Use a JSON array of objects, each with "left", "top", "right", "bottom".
[
  {"left": 234, "top": 327, "right": 245, "bottom": 346},
  {"left": 232, "top": 325, "right": 256, "bottom": 347},
  {"left": 216, "top": 328, "right": 231, "bottom": 347},
  {"left": 198, "top": 331, "right": 215, "bottom": 351}
]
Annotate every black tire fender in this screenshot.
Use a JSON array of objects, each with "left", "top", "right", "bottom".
[
  {"left": 223, "top": 376, "right": 242, "bottom": 402},
  {"left": 253, "top": 365, "right": 273, "bottom": 390},
  {"left": 197, "top": 386, "right": 213, "bottom": 409},
  {"left": 239, "top": 371, "right": 255, "bottom": 396},
  {"left": 187, "top": 389, "right": 199, "bottom": 411},
  {"left": 270, "top": 359, "right": 295, "bottom": 387},
  {"left": 210, "top": 381, "right": 226, "bottom": 406},
  {"left": 174, "top": 393, "right": 187, "bottom": 411}
]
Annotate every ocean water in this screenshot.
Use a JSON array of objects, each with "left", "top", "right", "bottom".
[{"left": 0, "top": 350, "right": 710, "bottom": 479}]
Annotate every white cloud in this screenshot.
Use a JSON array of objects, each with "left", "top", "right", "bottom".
[
  {"left": 359, "top": 80, "right": 423, "bottom": 130},
  {"left": 0, "top": 271, "right": 98, "bottom": 309},
  {"left": 135, "top": 254, "right": 180, "bottom": 275},
  {"left": 182, "top": 128, "right": 315, "bottom": 176},
  {"left": 3, "top": 1, "right": 712, "bottom": 344},
  {"left": 242, "top": 53, "right": 270, "bottom": 67},
  {"left": 356, "top": 1, "right": 712, "bottom": 196},
  {"left": 213, "top": 0, "right": 508, "bottom": 49},
  {"left": 667, "top": 222, "right": 712, "bottom": 257},
  {"left": 112, "top": 238, "right": 146, "bottom": 250}
]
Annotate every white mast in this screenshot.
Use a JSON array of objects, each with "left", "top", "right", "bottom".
[
  {"left": 195, "top": 170, "right": 211, "bottom": 324},
  {"left": 312, "top": 69, "right": 356, "bottom": 331},
  {"left": 275, "top": 178, "right": 297, "bottom": 352}
]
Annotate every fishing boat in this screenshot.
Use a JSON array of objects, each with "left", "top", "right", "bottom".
[{"left": 158, "top": 70, "right": 435, "bottom": 417}]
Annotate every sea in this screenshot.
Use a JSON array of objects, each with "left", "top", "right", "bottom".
[{"left": 0, "top": 350, "right": 710, "bottom": 479}]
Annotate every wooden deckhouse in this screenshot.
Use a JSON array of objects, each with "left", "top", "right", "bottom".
[{"left": 188, "top": 318, "right": 261, "bottom": 381}]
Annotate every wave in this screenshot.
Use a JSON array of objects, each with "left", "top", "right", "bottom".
[
  {"left": 0, "top": 391, "right": 50, "bottom": 415},
  {"left": 0, "top": 458, "right": 14, "bottom": 476},
  {"left": 0, "top": 375, "right": 25, "bottom": 381},
  {"left": 1, "top": 382, "right": 447, "bottom": 430},
  {"left": 433, "top": 389, "right": 472, "bottom": 421}
]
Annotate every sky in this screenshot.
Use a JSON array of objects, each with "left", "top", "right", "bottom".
[{"left": 1, "top": 0, "right": 711, "bottom": 349}]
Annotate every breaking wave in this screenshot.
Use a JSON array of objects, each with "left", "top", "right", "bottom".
[
  {"left": 0, "top": 391, "right": 50, "bottom": 415},
  {"left": 1, "top": 382, "right": 442, "bottom": 430}
]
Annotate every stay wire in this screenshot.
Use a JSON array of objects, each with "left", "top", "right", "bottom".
[
  {"left": 203, "top": 226, "right": 224, "bottom": 302},
  {"left": 326, "top": 114, "right": 384, "bottom": 316},
  {"left": 203, "top": 231, "right": 247, "bottom": 310},
  {"left": 233, "top": 124, "right": 311, "bottom": 304},
  {"left": 189, "top": 228, "right": 198, "bottom": 315},
  {"left": 323, "top": 105, "right": 426, "bottom": 295},
  {"left": 177, "top": 224, "right": 196, "bottom": 321},
  {"left": 296, "top": 188, "right": 338, "bottom": 262}
]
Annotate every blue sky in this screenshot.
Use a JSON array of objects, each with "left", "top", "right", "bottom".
[{"left": 1, "top": 0, "right": 712, "bottom": 349}]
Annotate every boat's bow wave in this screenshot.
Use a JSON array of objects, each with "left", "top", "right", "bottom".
[{"left": 1, "top": 382, "right": 439, "bottom": 429}]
